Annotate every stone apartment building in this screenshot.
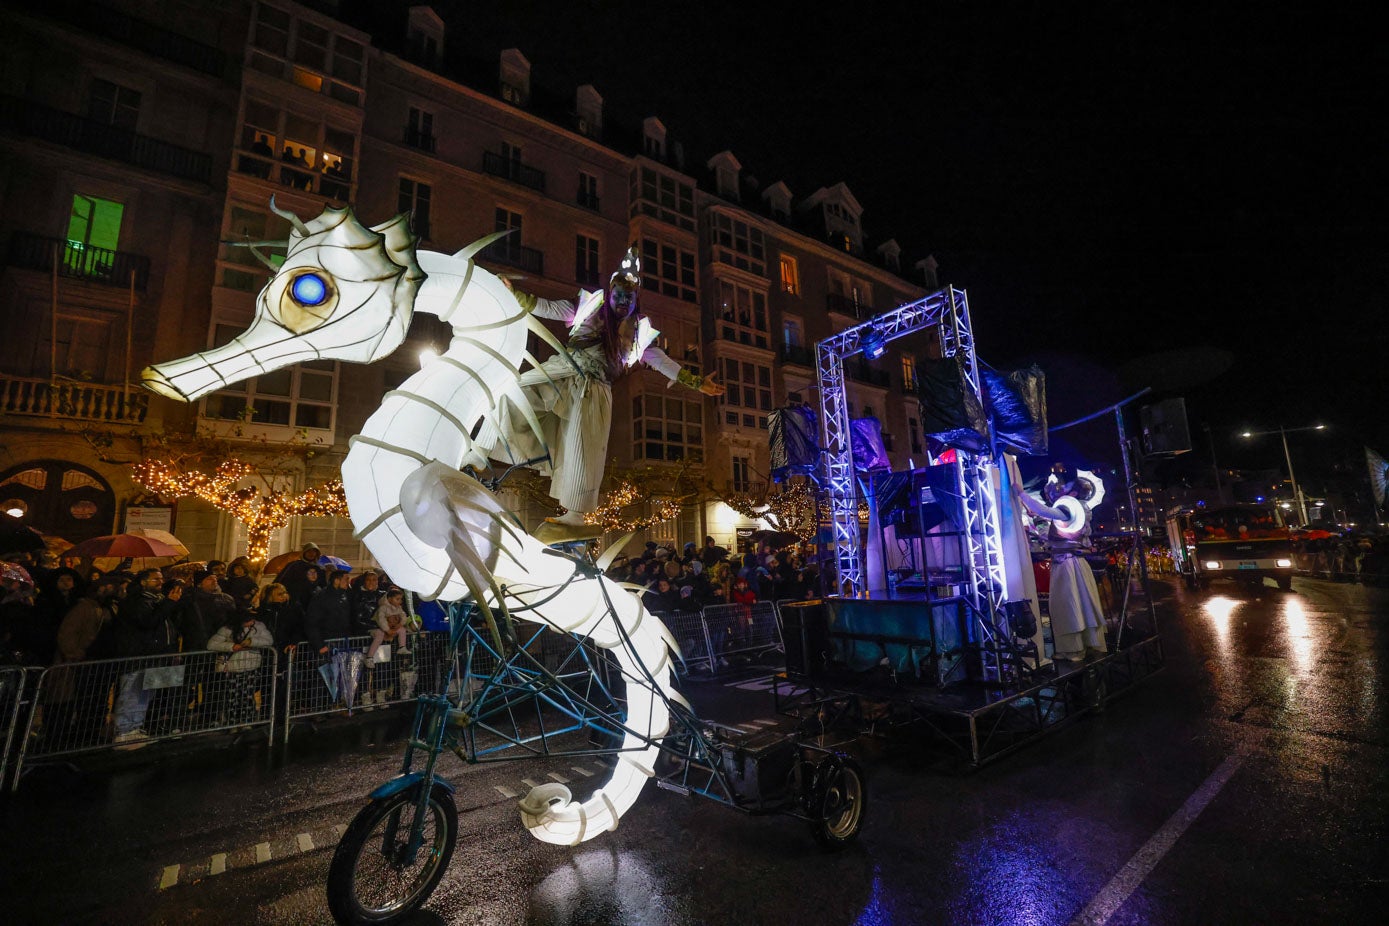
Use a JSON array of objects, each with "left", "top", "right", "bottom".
[{"left": 0, "top": 0, "right": 942, "bottom": 565}]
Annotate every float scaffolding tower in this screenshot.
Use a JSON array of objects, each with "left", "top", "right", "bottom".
[{"left": 816, "top": 286, "right": 1008, "bottom": 624}]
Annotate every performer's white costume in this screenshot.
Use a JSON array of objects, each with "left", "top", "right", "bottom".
[
  {"left": 470, "top": 285, "right": 686, "bottom": 513},
  {"left": 1018, "top": 471, "right": 1107, "bottom": 659}
]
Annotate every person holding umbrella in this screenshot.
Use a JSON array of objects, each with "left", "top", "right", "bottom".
[{"left": 279, "top": 543, "right": 326, "bottom": 609}]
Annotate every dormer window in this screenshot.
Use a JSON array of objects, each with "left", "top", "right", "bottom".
[
  {"left": 707, "top": 151, "right": 741, "bottom": 202},
  {"left": 576, "top": 84, "right": 603, "bottom": 138},
  {"left": 762, "top": 181, "right": 793, "bottom": 224},
  {"left": 877, "top": 240, "right": 902, "bottom": 273},
  {"left": 643, "top": 117, "right": 666, "bottom": 160},
  {"left": 406, "top": 6, "right": 445, "bottom": 68},
  {"left": 500, "top": 48, "right": 531, "bottom": 106}
]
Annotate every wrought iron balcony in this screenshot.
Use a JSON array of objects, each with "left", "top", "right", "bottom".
[
  {"left": 0, "top": 95, "right": 212, "bottom": 184},
  {"left": 780, "top": 344, "right": 814, "bottom": 367},
  {"left": 478, "top": 238, "right": 544, "bottom": 275},
  {"left": 8, "top": 231, "right": 150, "bottom": 290},
  {"left": 20, "top": 0, "right": 226, "bottom": 77},
  {"left": 847, "top": 360, "right": 891, "bottom": 389},
  {"left": 0, "top": 375, "right": 148, "bottom": 424},
  {"left": 482, "top": 151, "right": 546, "bottom": 193},
  {"left": 826, "top": 292, "right": 874, "bottom": 320}
]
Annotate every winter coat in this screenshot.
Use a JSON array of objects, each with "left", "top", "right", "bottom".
[
  {"left": 278, "top": 557, "right": 325, "bottom": 607},
  {"left": 114, "top": 589, "right": 180, "bottom": 657},
  {"left": 304, "top": 586, "right": 352, "bottom": 652},
  {"left": 350, "top": 584, "right": 383, "bottom": 635},
  {"left": 50, "top": 596, "right": 114, "bottom": 701},
  {"left": 222, "top": 573, "right": 259, "bottom": 612},
  {"left": 257, "top": 599, "right": 304, "bottom": 650},
  {"left": 178, "top": 588, "right": 235, "bottom": 652},
  {"left": 373, "top": 599, "right": 408, "bottom": 635},
  {"left": 207, "top": 620, "right": 273, "bottom": 672}
]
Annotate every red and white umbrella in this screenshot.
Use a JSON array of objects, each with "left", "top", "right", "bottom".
[{"left": 67, "top": 532, "right": 189, "bottom": 572}]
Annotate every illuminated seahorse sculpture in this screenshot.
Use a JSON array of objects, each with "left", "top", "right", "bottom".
[{"left": 141, "top": 202, "right": 682, "bottom": 845}]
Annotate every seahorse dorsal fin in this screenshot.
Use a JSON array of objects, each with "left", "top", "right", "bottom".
[{"left": 454, "top": 229, "right": 515, "bottom": 261}]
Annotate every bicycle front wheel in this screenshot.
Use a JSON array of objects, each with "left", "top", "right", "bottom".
[{"left": 327, "top": 785, "right": 458, "bottom": 925}]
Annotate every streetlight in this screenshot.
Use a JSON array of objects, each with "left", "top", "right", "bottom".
[{"left": 1240, "top": 423, "right": 1326, "bottom": 525}]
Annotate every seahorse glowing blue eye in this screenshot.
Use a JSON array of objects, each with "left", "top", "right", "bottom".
[{"left": 291, "top": 273, "right": 328, "bottom": 306}]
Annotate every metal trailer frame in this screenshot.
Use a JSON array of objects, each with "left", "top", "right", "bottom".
[
  {"left": 816, "top": 286, "right": 1009, "bottom": 628},
  {"left": 773, "top": 634, "right": 1165, "bottom": 767}
]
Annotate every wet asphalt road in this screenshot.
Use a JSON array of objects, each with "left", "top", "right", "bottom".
[{"left": 4, "top": 576, "right": 1388, "bottom": 925}]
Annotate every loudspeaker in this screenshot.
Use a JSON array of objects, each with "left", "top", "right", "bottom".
[
  {"left": 1140, "top": 398, "right": 1192, "bottom": 456},
  {"left": 781, "top": 600, "right": 830, "bottom": 680}
]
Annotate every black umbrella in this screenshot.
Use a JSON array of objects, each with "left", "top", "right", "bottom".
[
  {"left": 0, "top": 513, "right": 45, "bottom": 556},
  {"left": 750, "top": 529, "right": 800, "bottom": 550}
]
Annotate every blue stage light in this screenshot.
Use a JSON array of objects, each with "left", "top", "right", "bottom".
[{"left": 860, "top": 326, "right": 886, "bottom": 360}]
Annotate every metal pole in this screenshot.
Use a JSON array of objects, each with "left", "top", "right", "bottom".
[
  {"left": 50, "top": 243, "right": 58, "bottom": 415},
  {"left": 124, "top": 269, "right": 135, "bottom": 415},
  {"left": 1279, "top": 425, "right": 1309, "bottom": 526},
  {"left": 1204, "top": 423, "right": 1224, "bottom": 504}
]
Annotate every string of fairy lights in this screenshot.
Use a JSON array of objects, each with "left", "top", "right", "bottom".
[
  {"left": 131, "top": 459, "right": 348, "bottom": 562},
  {"left": 719, "top": 479, "right": 818, "bottom": 541},
  {"left": 581, "top": 479, "right": 684, "bottom": 533}
]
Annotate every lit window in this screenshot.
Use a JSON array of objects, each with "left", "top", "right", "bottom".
[
  {"left": 779, "top": 255, "right": 800, "bottom": 295},
  {"left": 901, "top": 354, "right": 917, "bottom": 391}
]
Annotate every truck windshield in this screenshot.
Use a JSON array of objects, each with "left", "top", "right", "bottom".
[{"left": 1190, "top": 507, "right": 1285, "bottom": 541}]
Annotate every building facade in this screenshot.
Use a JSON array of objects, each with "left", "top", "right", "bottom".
[{"left": 0, "top": 0, "right": 942, "bottom": 564}]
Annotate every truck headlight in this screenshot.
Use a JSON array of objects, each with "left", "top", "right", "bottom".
[
  {"left": 1204, "top": 561, "right": 1222, "bottom": 570},
  {"left": 1275, "top": 558, "right": 1293, "bottom": 568}
]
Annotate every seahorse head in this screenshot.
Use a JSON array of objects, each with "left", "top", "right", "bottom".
[{"left": 141, "top": 203, "right": 424, "bottom": 401}]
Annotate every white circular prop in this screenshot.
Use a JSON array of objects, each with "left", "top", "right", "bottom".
[{"left": 1052, "top": 495, "right": 1088, "bottom": 538}]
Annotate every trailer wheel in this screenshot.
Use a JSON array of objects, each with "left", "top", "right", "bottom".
[
  {"left": 808, "top": 755, "right": 867, "bottom": 850},
  {"left": 1277, "top": 574, "right": 1293, "bottom": 591}
]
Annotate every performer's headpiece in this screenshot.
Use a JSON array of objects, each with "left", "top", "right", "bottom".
[{"left": 610, "top": 246, "right": 641, "bottom": 289}]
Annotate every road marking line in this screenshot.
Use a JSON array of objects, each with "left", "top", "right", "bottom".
[
  {"left": 296, "top": 833, "right": 315, "bottom": 852},
  {"left": 209, "top": 854, "right": 227, "bottom": 877},
  {"left": 736, "top": 724, "right": 762, "bottom": 732},
  {"left": 1069, "top": 752, "right": 1245, "bottom": 926},
  {"left": 737, "top": 681, "right": 775, "bottom": 691},
  {"left": 494, "top": 785, "right": 519, "bottom": 798},
  {"left": 158, "top": 865, "right": 180, "bottom": 890},
  {"left": 746, "top": 718, "right": 777, "bottom": 726},
  {"left": 334, "top": 823, "right": 347, "bottom": 839},
  {"left": 546, "top": 771, "right": 570, "bottom": 783},
  {"left": 521, "top": 777, "right": 543, "bottom": 789},
  {"left": 255, "top": 842, "right": 271, "bottom": 864},
  {"left": 570, "top": 766, "right": 595, "bottom": 777},
  {"left": 725, "top": 677, "right": 764, "bottom": 687}
]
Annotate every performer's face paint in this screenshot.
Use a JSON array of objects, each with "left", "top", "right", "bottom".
[{"left": 609, "top": 283, "right": 637, "bottom": 315}]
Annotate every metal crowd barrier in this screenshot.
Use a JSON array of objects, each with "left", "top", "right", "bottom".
[
  {"left": 11, "top": 648, "right": 278, "bottom": 790},
  {"left": 1, "top": 666, "right": 34, "bottom": 789},
  {"left": 657, "top": 602, "right": 787, "bottom": 677},
  {"left": 658, "top": 609, "right": 716, "bottom": 674}
]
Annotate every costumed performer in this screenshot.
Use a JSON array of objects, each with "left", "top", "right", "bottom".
[
  {"left": 472, "top": 247, "right": 724, "bottom": 544},
  {"left": 1013, "top": 462, "right": 1108, "bottom": 660}
]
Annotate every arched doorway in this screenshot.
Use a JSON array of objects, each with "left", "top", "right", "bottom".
[{"left": 0, "top": 460, "right": 115, "bottom": 544}]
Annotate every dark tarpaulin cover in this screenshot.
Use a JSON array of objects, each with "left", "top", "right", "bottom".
[
  {"left": 850, "top": 417, "right": 891, "bottom": 472},
  {"left": 916, "top": 354, "right": 989, "bottom": 452},
  {"left": 983, "top": 364, "right": 1048, "bottom": 455},
  {"left": 769, "top": 405, "right": 819, "bottom": 481}
]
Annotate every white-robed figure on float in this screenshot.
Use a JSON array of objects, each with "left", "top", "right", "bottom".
[
  {"left": 477, "top": 247, "right": 724, "bottom": 544},
  {"left": 1014, "top": 462, "right": 1109, "bottom": 660}
]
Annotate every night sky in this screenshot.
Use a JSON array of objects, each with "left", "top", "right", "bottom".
[{"left": 367, "top": 1, "right": 1386, "bottom": 497}]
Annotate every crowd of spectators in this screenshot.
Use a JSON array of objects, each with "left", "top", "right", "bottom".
[
  {"left": 604, "top": 535, "right": 821, "bottom": 618},
  {"left": 0, "top": 542, "right": 431, "bottom": 748}
]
